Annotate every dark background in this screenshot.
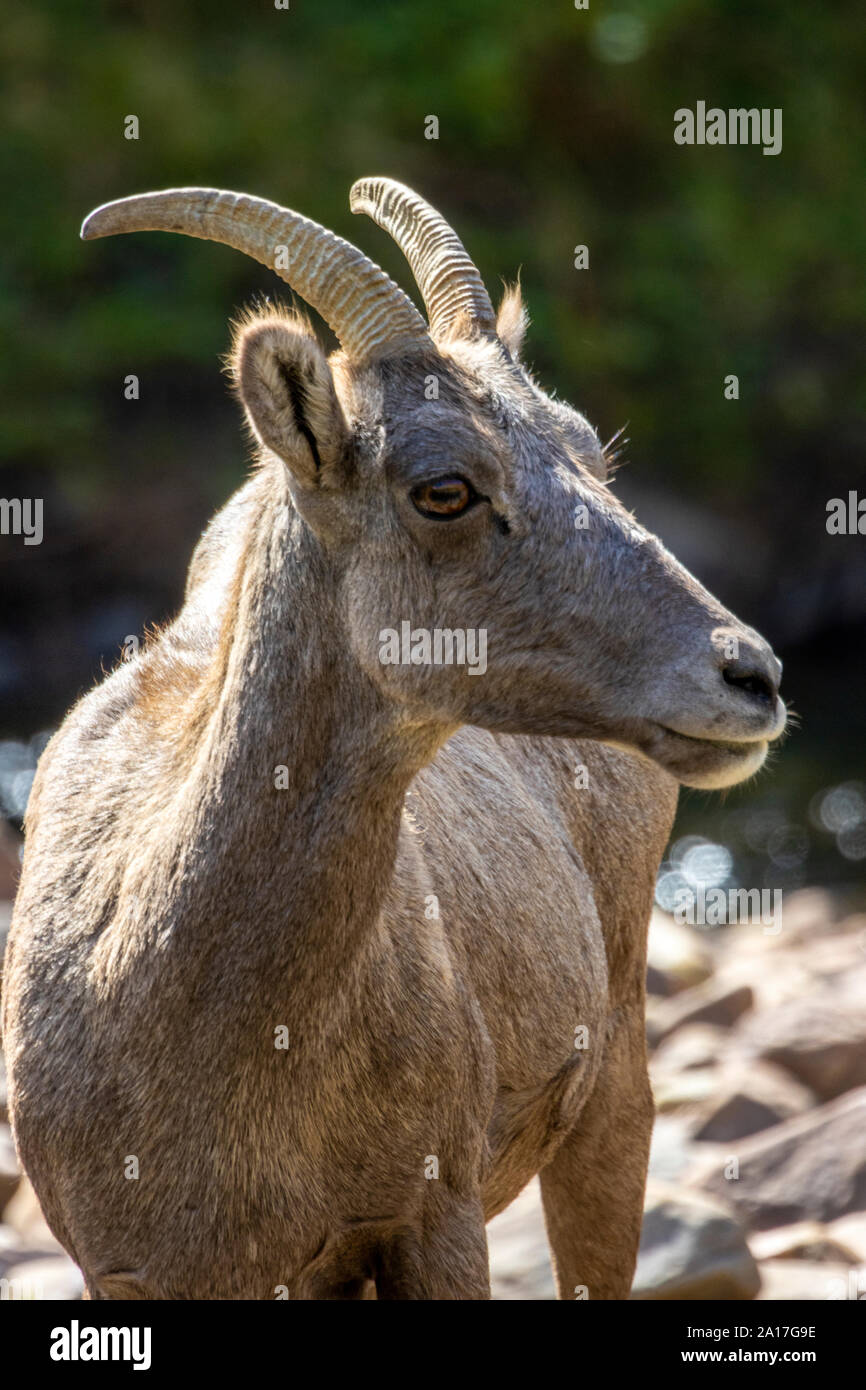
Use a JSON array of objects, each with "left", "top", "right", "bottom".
[{"left": 1, "top": 0, "right": 864, "bottom": 899}]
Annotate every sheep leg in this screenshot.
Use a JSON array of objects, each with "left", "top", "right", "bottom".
[
  {"left": 538, "top": 1009, "right": 653, "bottom": 1300},
  {"left": 375, "top": 1194, "right": 491, "bottom": 1300}
]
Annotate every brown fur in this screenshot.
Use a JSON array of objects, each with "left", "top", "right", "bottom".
[{"left": 2, "top": 263, "right": 784, "bottom": 1300}]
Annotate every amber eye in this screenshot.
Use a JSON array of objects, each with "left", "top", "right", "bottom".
[{"left": 410, "top": 476, "right": 478, "bottom": 519}]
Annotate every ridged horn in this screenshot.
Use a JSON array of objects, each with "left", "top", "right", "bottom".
[
  {"left": 350, "top": 177, "right": 497, "bottom": 341},
  {"left": 81, "top": 187, "right": 432, "bottom": 363}
]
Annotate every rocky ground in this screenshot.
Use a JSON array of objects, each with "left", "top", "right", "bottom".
[
  {"left": 1, "top": 823, "right": 864, "bottom": 1298},
  {"left": 489, "top": 888, "right": 866, "bottom": 1299}
]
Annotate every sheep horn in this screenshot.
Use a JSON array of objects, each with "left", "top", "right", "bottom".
[
  {"left": 81, "top": 187, "right": 432, "bottom": 363},
  {"left": 349, "top": 177, "right": 497, "bottom": 341}
]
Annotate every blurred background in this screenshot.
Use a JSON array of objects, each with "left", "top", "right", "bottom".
[
  {"left": 1, "top": 0, "right": 864, "bottom": 895},
  {"left": 1, "top": 0, "right": 865, "bottom": 1300}
]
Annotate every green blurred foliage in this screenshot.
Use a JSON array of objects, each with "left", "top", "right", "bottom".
[
  {"left": 2, "top": 0, "right": 863, "bottom": 509},
  {"left": 1, "top": 1, "right": 864, "bottom": 888}
]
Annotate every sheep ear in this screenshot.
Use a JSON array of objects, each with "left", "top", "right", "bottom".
[
  {"left": 233, "top": 316, "right": 347, "bottom": 488},
  {"left": 496, "top": 284, "right": 529, "bottom": 359}
]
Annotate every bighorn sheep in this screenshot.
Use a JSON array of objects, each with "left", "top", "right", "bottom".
[{"left": 2, "top": 180, "right": 785, "bottom": 1300}]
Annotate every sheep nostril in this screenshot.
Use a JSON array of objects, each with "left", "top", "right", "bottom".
[{"left": 722, "top": 666, "right": 777, "bottom": 705}]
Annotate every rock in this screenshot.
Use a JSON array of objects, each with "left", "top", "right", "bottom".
[
  {"left": 0, "top": 901, "right": 11, "bottom": 995},
  {"left": 646, "top": 1002, "right": 667, "bottom": 1051},
  {"left": 756, "top": 1260, "right": 864, "bottom": 1301},
  {"left": 653, "top": 1068, "right": 719, "bottom": 1114},
  {"left": 742, "top": 956, "right": 818, "bottom": 1012},
  {"left": 0, "top": 1221, "right": 25, "bottom": 1268},
  {"left": 2, "top": 1254, "right": 84, "bottom": 1300},
  {"left": 689, "top": 1062, "right": 814, "bottom": 1142},
  {"left": 807, "top": 930, "right": 866, "bottom": 983},
  {"left": 696, "top": 890, "right": 836, "bottom": 962},
  {"left": 709, "top": 950, "right": 817, "bottom": 1015},
  {"left": 774, "top": 888, "right": 839, "bottom": 944},
  {"left": 0, "top": 819, "right": 21, "bottom": 899},
  {"left": 646, "top": 963, "right": 673, "bottom": 997},
  {"left": 652, "top": 1024, "right": 729, "bottom": 1074},
  {"left": 0, "top": 1219, "right": 66, "bottom": 1278},
  {"left": 488, "top": 1178, "right": 555, "bottom": 1300},
  {"left": 749, "top": 1220, "right": 861, "bottom": 1265},
  {"left": 649, "top": 980, "right": 754, "bottom": 1048},
  {"left": 2, "top": 1175, "right": 57, "bottom": 1246},
  {"left": 0, "top": 1123, "right": 20, "bottom": 1211},
  {"left": 652, "top": 1031, "right": 813, "bottom": 1138},
  {"left": 827, "top": 1213, "right": 866, "bottom": 1264},
  {"left": 736, "top": 991, "right": 866, "bottom": 1101},
  {"left": 631, "top": 1181, "right": 759, "bottom": 1300},
  {"left": 689, "top": 1087, "right": 866, "bottom": 1229},
  {"left": 646, "top": 911, "right": 714, "bottom": 997},
  {"left": 649, "top": 1114, "right": 698, "bottom": 1182}
]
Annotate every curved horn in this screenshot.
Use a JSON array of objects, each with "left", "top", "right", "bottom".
[
  {"left": 350, "top": 177, "right": 497, "bottom": 341},
  {"left": 81, "top": 187, "right": 431, "bottom": 363}
]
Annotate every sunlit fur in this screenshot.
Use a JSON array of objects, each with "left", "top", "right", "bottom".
[{"left": 3, "top": 246, "right": 784, "bottom": 1300}]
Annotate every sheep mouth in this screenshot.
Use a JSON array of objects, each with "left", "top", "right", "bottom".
[
  {"left": 658, "top": 727, "right": 761, "bottom": 758},
  {"left": 648, "top": 724, "right": 770, "bottom": 790}
]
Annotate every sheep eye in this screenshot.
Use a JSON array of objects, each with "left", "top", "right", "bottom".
[{"left": 411, "top": 476, "right": 478, "bottom": 519}]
